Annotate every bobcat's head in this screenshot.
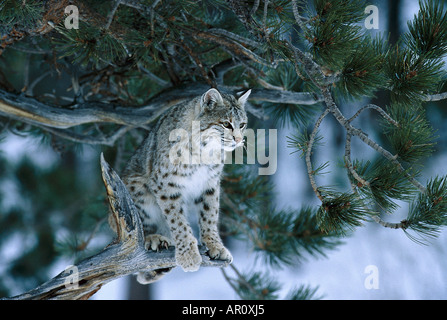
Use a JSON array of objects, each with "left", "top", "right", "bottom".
[{"left": 196, "top": 88, "right": 250, "bottom": 152}]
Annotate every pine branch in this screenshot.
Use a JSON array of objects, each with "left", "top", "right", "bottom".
[
  {"left": 0, "top": 0, "right": 63, "bottom": 54},
  {"left": 320, "top": 87, "right": 427, "bottom": 194}
]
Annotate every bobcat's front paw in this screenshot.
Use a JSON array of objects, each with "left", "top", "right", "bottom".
[
  {"left": 144, "top": 234, "right": 172, "bottom": 251},
  {"left": 175, "top": 239, "right": 202, "bottom": 272},
  {"left": 207, "top": 243, "right": 233, "bottom": 263}
]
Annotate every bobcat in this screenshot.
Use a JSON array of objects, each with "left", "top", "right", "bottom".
[{"left": 117, "top": 88, "right": 250, "bottom": 284}]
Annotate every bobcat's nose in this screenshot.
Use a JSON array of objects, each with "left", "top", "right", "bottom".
[{"left": 234, "top": 136, "right": 242, "bottom": 144}]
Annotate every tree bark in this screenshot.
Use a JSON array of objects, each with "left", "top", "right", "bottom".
[
  {"left": 0, "top": 85, "right": 322, "bottom": 129},
  {"left": 3, "top": 154, "right": 229, "bottom": 300}
]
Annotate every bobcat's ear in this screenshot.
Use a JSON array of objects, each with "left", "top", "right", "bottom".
[
  {"left": 237, "top": 89, "right": 251, "bottom": 107},
  {"left": 201, "top": 88, "right": 223, "bottom": 109}
]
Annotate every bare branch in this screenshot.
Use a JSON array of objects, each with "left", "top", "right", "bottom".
[
  {"left": 191, "top": 30, "right": 277, "bottom": 68},
  {"left": 306, "top": 109, "right": 329, "bottom": 202},
  {"left": 372, "top": 216, "right": 409, "bottom": 230},
  {"left": 137, "top": 63, "right": 171, "bottom": 87},
  {"left": 263, "top": 0, "right": 270, "bottom": 39},
  {"left": 348, "top": 104, "right": 399, "bottom": 127},
  {"left": 424, "top": 92, "right": 447, "bottom": 102},
  {"left": 0, "top": 85, "right": 322, "bottom": 132},
  {"left": 4, "top": 154, "right": 229, "bottom": 300},
  {"left": 105, "top": 0, "right": 122, "bottom": 30},
  {"left": 209, "top": 28, "right": 260, "bottom": 48},
  {"left": 344, "top": 132, "right": 369, "bottom": 188},
  {"left": 39, "top": 125, "right": 134, "bottom": 147},
  {"left": 291, "top": 0, "right": 308, "bottom": 31},
  {"left": 250, "top": 0, "right": 261, "bottom": 16}
]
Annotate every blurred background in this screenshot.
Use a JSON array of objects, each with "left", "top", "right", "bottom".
[{"left": 1, "top": 0, "right": 447, "bottom": 299}]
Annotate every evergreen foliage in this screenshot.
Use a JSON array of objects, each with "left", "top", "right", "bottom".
[
  {"left": 0, "top": 0, "right": 446, "bottom": 300},
  {"left": 406, "top": 176, "right": 447, "bottom": 242}
]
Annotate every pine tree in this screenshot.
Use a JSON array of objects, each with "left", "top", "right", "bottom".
[{"left": 0, "top": 0, "right": 446, "bottom": 300}]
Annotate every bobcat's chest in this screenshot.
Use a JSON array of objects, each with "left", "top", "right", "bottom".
[{"left": 175, "top": 165, "right": 222, "bottom": 201}]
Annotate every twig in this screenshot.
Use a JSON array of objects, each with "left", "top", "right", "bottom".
[
  {"left": 250, "top": 0, "right": 261, "bottom": 17},
  {"left": 348, "top": 104, "right": 399, "bottom": 127},
  {"left": 213, "top": 59, "right": 241, "bottom": 85},
  {"left": 255, "top": 78, "right": 285, "bottom": 91},
  {"left": 209, "top": 28, "right": 260, "bottom": 48},
  {"left": 286, "top": 41, "right": 426, "bottom": 195},
  {"left": 137, "top": 63, "right": 171, "bottom": 87},
  {"left": 372, "top": 215, "right": 409, "bottom": 230},
  {"left": 77, "top": 217, "right": 107, "bottom": 252},
  {"left": 344, "top": 132, "right": 369, "bottom": 188},
  {"left": 424, "top": 92, "right": 447, "bottom": 102},
  {"left": 105, "top": 0, "right": 121, "bottom": 30},
  {"left": 306, "top": 109, "right": 330, "bottom": 202},
  {"left": 284, "top": 41, "right": 327, "bottom": 87},
  {"left": 25, "top": 71, "right": 51, "bottom": 96},
  {"left": 263, "top": 0, "right": 269, "bottom": 39},
  {"left": 22, "top": 53, "right": 31, "bottom": 93},
  {"left": 41, "top": 125, "right": 134, "bottom": 147},
  {"left": 220, "top": 268, "right": 240, "bottom": 295},
  {"left": 191, "top": 30, "right": 277, "bottom": 68},
  {"left": 228, "top": 264, "right": 264, "bottom": 300},
  {"left": 178, "top": 41, "right": 216, "bottom": 88},
  {"left": 291, "top": 0, "right": 308, "bottom": 31},
  {"left": 150, "top": 0, "right": 161, "bottom": 37}
]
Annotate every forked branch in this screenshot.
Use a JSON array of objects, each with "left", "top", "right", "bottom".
[{"left": 4, "top": 154, "right": 229, "bottom": 300}]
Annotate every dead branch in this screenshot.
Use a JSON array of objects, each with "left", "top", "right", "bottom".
[
  {"left": 0, "top": 84, "right": 322, "bottom": 130},
  {"left": 3, "top": 154, "right": 228, "bottom": 300}
]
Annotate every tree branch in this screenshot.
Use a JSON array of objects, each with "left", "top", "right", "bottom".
[
  {"left": 0, "top": 85, "right": 322, "bottom": 132},
  {"left": 291, "top": 0, "right": 309, "bottom": 31},
  {"left": 190, "top": 30, "right": 277, "bottom": 68},
  {"left": 424, "top": 92, "right": 447, "bottom": 102},
  {"left": 344, "top": 131, "right": 369, "bottom": 189},
  {"left": 306, "top": 109, "right": 329, "bottom": 202},
  {"left": 320, "top": 87, "right": 427, "bottom": 194},
  {"left": 372, "top": 216, "right": 409, "bottom": 230},
  {"left": 3, "top": 154, "right": 229, "bottom": 300}
]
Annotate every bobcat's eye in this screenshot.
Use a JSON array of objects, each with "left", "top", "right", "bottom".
[
  {"left": 240, "top": 123, "right": 246, "bottom": 129},
  {"left": 221, "top": 121, "right": 233, "bottom": 129}
]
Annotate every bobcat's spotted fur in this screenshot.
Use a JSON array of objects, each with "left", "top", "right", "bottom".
[{"left": 117, "top": 88, "right": 250, "bottom": 283}]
